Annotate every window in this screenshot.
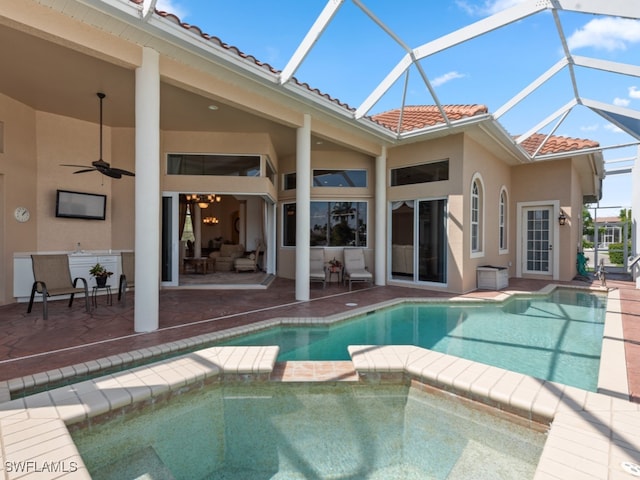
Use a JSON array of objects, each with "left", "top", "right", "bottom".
[
  {"left": 283, "top": 201, "right": 368, "bottom": 247},
  {"left": 499, "top": 188, "right": 508, "bottom": 251},
  {"left": 283, "top": 172, "right": 296, "bottom": 190},
  {"left": 471, "top": 175, "right": 483, "bottom": 254},
  {"left": 313, "top": 169, "right": 367, "bottom": 187},
  {"left": 167, "top": 154, "right": 261, "bottom": 176},
  {"left": 390, "top": 160, "right": 449, "bottom": 186}
]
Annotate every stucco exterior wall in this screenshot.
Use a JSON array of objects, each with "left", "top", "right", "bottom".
[
  {"left": 511, "top": 159, "right": 578, "bottom": 281},
  {"left": 460, "top": 135, "right": 513, "bottom": 292},
  {"left": 0, "top": 94, "right": 38, "bottom": 304}
]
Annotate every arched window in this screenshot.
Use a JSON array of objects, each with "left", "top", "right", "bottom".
[
  {"left": 499, "top": 188, "right": 508, "bottom": 252},
  {"left": 471, "top": 175, "right": 484, "bottom": 255}
]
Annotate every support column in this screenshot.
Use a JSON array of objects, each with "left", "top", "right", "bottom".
[
  {"left": 134, "top": 47, "right": 160, "bottom": 332},
  {"left": 633, "top": 146, "right": 640, "bottom": 288},
  {"left": 193, "top": 205, "right": 202, "bottom": 258},
  {"left": 295, "top": 114, "right": 311, "bottom": 300},
  {"left": 374, "top": 147, "right": 387, "bottom": 285}
]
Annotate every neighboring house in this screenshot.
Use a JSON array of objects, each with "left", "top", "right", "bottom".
[
  {"left": 0, "top": 1, "right": 604, "bottom": 331},
  {"left": 590, "top": 216, "right": 625, "bottom": 248}
]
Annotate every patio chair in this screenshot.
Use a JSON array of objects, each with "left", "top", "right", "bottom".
[
  {"left": 118, "top": 251, "right": 135, "bottom": 305},
  {"left": 27, "top": 254, "right": 90, "bottom": 320},
  {"left": 310, "top": 248, "right": 326, "bottom": 288},
  {"left": 343, "top": 248, "right": 373, "bottom": 291},
  {"left": 234, "top": 242, "right": 262, "bottom": 272}
]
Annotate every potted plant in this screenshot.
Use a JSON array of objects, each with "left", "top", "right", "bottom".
[
  {"left": 89, "top": 263, "right": 113, "bottom": 287},
  {"left": 328, "top": 258, "right": 342, "bottom": 271}
]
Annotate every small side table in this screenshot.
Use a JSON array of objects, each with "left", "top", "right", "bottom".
[
  {"left": 92, "top": 285, "right": 113, "bottom": 308},
  {"left": 327, "top": 265, "right": 343, "bottom": 284}
]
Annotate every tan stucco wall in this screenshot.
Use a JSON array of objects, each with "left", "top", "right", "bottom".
[
  {"left": 512, "top": 158, "right": 580, "bottom": 281},
  {"left": 460, "top": 135, "right": 513, "bottom": 292},
  {"left": 0, "top": 94, "right": 38, "bottom": 304}
]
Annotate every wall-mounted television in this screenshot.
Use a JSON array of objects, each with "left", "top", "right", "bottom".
[{"left": 55, "top": 189, "right": 107, "bottom": 220}]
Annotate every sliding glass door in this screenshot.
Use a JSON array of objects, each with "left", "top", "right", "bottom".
[{"left": 391, "top": 198, "right": 447, "bottom": 284}]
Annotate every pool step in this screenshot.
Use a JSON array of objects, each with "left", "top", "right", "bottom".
[{"left": 94, "top": 446, "right": 175, "bottom": 480}]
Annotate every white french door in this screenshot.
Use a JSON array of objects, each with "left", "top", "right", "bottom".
[{"left": 522, "top": 205, "right": 553, "bottom": 275}]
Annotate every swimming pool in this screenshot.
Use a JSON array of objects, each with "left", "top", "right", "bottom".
[
  {"left": 72, "top": 383, "right": 545, "bottom": 479},
  {"left": 218, "top": 288, "right": 606, "bottom": 391}
]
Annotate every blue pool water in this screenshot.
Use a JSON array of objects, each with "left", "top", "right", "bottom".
[
  {"left": 218, "top": 289, "right": 606, "bottom": 391},
  {"left": 73, "top": 383, "right": 545, "bottom": 479}
]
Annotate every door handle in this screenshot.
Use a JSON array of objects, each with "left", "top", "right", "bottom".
[{"left": 548, "top": 245, "right": 553, "bottom": 250}]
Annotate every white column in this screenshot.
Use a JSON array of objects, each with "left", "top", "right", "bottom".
[
  {"left": 374, "top": 147, "right": 387, "bottom": 285},
  {"left": 633, "top": 146, "right": 640, "bottom": 287},
  {"left": 193, "top": 205, "right": 202, "bottom": 258},
  {"left": 295, "top": 114, "right": 311, "bottom": 300},
  {"left": 134, "top": 47, "right": 160, "bottom": 332}
]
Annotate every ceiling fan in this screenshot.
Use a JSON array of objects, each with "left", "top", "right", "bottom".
[{"left": 61, "top": 92, "right": 135, "bottom": 179}]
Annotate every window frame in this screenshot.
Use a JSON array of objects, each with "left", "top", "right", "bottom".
[
  {"left": 499, "top": 187, "right": 509, "bottom": 253},
  {"left": 312, "top": 169, "right": 367, "bottom": 188},
  {"left": 390, "top": 159, "right": 449, "bottom": 187},
  {"left": 470, "top": 174, "right": 485, "bottom": 257}
]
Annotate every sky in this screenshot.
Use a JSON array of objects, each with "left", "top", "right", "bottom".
[{"left": 156, "top": 0, "right": 640, "bottom": 212}]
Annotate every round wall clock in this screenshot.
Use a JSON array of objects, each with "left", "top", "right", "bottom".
[{"left": 14, "top": 206, "right": 30, "bottom": 223}]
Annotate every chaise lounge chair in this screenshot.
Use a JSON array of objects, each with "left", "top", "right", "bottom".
[
  {"left": 343, "top": 248, "right": 373, "bottom": 291},
  {"left": 27, "top": 254, "right": 90, "bottom": 319},
  {"left": 310, "top": 248, "right": 326, "bottom": 288}
]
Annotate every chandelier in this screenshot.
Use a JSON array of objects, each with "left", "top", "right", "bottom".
[
  {"left": 185, "top": 193, "right": 222, "bottom": 209},
  {"left": 203, "top": 216, "right": 219, "bottom": 224}
]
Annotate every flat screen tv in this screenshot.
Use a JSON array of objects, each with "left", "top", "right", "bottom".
[{"left": 55, "top": 190, "right": 106, "bottom": 220}]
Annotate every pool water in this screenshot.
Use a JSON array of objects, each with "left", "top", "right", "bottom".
[
  {"left": 218, "top": 289, "right": 606, "bottom": 391},
  {"left": 73, "top": 383, "right": 545, "bottom": 480}
]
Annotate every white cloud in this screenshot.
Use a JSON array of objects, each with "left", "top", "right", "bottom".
[
  {"left": 432, "top": 71, "right": 465, "bottom": 87},
  {"left": 567, "top": 17, "right": 640, "bottom": 51},
  {"left": 155, "top": 0, "right": 188, "bottom": 19},
  {"left": 613, "top": 97, "right": 630, "bottom": 107},
  {"left": 604, "top": 123, "right": 624, "bottom": 134},
  {"left": 456, "top": 0, "right": 526, "bottom": 16},
  {"left": 580, "top": 124, "right": 599, "bottom": 132},
  {"left": 630, "top": 86, "right": 640, "bottom": 99}
]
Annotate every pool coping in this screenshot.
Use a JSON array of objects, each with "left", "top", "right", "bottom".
[
  {"left": 0, "top": 343, "right": 638, "bottom": 479},
  {"left": 0, "top": 284, "right": 634, "bottom": 479},
  {"left": 0, "top": 283, "right": 621, "bottom": 401}
]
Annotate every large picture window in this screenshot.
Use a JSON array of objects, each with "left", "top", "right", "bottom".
[{"left": 283, "top": 201, "right": 368, "bottom": 247}]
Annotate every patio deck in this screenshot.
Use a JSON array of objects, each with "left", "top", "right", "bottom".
[{"left": 0, "top": 275, "right": 638, "bottom": 402}]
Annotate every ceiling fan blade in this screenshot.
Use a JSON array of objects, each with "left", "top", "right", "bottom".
[
  {"left": 109, "top": 168, "right": 135, "bottom": 176},
  {"left": 73, "top": 169, "right": 97, "bottom": 174},
  {"left": 103, "top": 169, "right": 122, "bottom": 179}
]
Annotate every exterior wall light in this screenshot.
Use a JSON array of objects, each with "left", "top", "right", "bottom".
[{"left": 558, "top": 210, "right": 567, "bottom": 226}]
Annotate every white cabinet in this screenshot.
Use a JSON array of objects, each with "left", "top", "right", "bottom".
[{"left": 13, "top": 252, "right": 122, "bottom": 302}]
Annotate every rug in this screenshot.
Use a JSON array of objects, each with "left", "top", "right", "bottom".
[{"left": 179, "top": 270, "right": 271, "bottom": 288}]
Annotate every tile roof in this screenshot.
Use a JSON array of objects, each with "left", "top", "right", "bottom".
[
  {"left": 517, "top": 133, "right": 600, "bottom": 156},
  {"left": 150, "top": 6, "right": 354, "bottom": 112},
  {"left": 371, "top": 105, "right": 488, "bottom": 132}
]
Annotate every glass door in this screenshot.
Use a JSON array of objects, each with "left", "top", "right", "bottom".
[
  {"left": 418, "top": 199, "right": 447, "bottom": 283},
  {"left": 523, "top": 206, "right": 552, "bottom": 275},
  {"left": 390, "top": 199, "right": 447, "bottom": 284}
]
